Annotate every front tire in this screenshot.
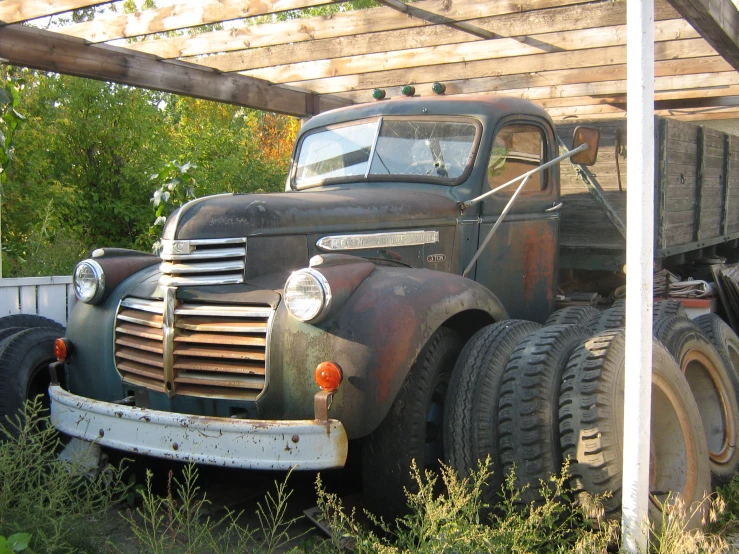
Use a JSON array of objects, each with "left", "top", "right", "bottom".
[{"left": 362, "top": 327, "right": 462, "bottom": 520}]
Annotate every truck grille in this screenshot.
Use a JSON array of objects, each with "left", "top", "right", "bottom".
[
  {"left": 114, "top": 297, "right": 272, "bottom": 400},
  {"left": 159, "top": 237, "right": 246, "bottom": 286}
]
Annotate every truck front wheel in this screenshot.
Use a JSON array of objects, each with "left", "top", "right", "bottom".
[{"left": 362, "top": 327, "right": 462, "bottom": 520}]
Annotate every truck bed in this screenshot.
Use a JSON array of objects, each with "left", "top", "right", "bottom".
[{"left": 557, "top": 118, "right": 739, "bottom": 270}]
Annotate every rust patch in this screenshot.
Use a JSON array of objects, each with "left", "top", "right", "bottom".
[{"left": 522, "top": 224, "right": 555, "bottom": 305}]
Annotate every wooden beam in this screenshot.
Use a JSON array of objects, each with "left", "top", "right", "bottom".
[
  {"left": 374, "top": 0, "right": 496, "bottom": 40},
  {"left": 193, "top": 0, "right": 682, "bottom": 72},
  {"left": 291, "top": 46, "right": 727, "bottom": 95},
  {"left": 0, "top": 24, "right": 350, "bottom": 117},
  {"left": 333, "top": 69, "right": 739, "bottom": 103},
  {"left": 243, "top": 20, "right": 699, "bottom": 83},
  {"left": 668, "top": 0, "right": 739, "bottom": 71},
  {"left": 124, "top": 0, "right": 595, "bottom": 59},
  {"left": 61, "top": 0, "right": 346, "bottom": 42},
  {"left": 0, "top": 1, "right": 111, "bottom": 24}
]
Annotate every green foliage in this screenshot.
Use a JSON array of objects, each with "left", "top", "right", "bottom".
[
  {"left": 0, "top": 67, "right": 26, "bottom": 195},
  {"left": 2, "top": 70, "right": 298, "bottom": 276},
  {"left": 0, "top": 398, "right": 129, "bottom": 553},
  {"left": 0, "top": 533, "right": 31, "bottom": 553},
  {"left": 315, "top": 459, "right": 619, "bottom": 554},
  {"left": 119, "top": 464, "right": 306, "bottom": 554}
]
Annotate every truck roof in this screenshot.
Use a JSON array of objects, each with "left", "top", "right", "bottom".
[{"left": 301, "top": 95, "right": 553, "bottom": 134}]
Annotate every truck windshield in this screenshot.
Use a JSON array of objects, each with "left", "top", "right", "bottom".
[{"left": 294, "top": 117, "right": 479, "bottom": 189}]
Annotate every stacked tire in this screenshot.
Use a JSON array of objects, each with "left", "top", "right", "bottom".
[
  {"left": 441, "top": 305, "right": 739, "bottom": 530},
  {"left": 0, "top": 315, "right": 65, "bottom": 434}
]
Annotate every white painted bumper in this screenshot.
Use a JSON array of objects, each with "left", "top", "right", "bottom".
[{"left": 49, "top": 386, "right": 348, "bottom": 470}]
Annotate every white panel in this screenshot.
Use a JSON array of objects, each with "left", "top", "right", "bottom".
[
  {"left": 0, "top": 287, "right": 20, "bottom": 316},
  {"left": 37, "top": 284, "right": 67, "bottom": 325},
  {"left": 19, "top": 286, "right": 37, "bottom": 314}
]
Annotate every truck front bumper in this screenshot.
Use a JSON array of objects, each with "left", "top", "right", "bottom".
[{"left": 49, "top": 386, "right": 348, "bottom": 470}]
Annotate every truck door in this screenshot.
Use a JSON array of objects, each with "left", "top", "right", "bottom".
[{"left": 474, "top": 119, "right": 559, "bottom": 323}]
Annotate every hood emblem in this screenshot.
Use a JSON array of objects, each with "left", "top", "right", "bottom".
[{"left": 317, "top": 230, "right": 439, "bottom": 251}]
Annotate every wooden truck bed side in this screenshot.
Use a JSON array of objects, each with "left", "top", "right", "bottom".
[{"left": 557, "top": 117, "right": 739, "bottom": 271}]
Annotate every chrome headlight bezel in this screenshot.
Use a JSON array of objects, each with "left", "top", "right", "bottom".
[
  {"left": 73, "top": 259, "right": 106, "bottom": 304},
  {"left": 283, "top": 268, "right": 332, "bottom": 323}
]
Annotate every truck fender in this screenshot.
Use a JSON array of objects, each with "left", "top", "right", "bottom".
[{"left": 267, "top": 266, "right": 508, "bottom": 439}]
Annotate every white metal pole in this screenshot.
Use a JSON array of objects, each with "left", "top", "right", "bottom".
[{"left": 623, "top": 0, "right": 654, "bottom": 551}]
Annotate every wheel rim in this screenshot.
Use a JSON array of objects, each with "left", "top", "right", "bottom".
[
  {"left": 682, "top": 350, "right": 734, "bottom": 464},
  {"left": 648, "top": 373, "right": 699, "bottom": 511}
]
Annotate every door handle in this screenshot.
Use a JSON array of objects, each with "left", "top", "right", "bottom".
[{"left": 544, "top": 202, "right": 563, "bottom": 213}]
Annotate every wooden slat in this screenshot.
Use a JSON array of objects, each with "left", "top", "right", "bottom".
[
  {"left": 332, "top": 65, "right": 739, "bottom": 104},
  {"left": 173, "top": 343, "right": 266, "bottom": 361},
  {"left": 290, "top": 47, "right": 726, "bottom": 94},
  {"left": 248, "top": 28, "right": 709, "bottom": 85},
  {"left": 62, "top": 0, "right": 345, "bottom": 42},
  {"left": 723, "top": 135, "right": 732, "bottom": 236},
  {"left": 0, "top": 24, "right": 350, "bottom": 117},
  {"left": 125, "top": 0, "right": 597, "bottom": 59},
  {"left": 0, "top": 1, "right": 111, "bottom": 24},
  {"left": 37, "top": 284, "right": 67, "bottom": 326},
  {"left": 193, "top": 0, "right": 682, "bottom": 72}
]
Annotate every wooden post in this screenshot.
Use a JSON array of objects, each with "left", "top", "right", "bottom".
[
  {"left": 695, "top": 126, "right": 706, "bottom": 241},
  {"left": 657, "top": 117, "right": 669, "bottom": 249},
  {"left": 722, "top": 134, "right": 731, "bottom": 236}
]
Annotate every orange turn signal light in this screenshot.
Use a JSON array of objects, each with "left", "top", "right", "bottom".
[
  {"left": 54, "top": 338, "right": 71, "bottom": 361},
  {"left": 315, "top": 361, "right": 343, "bottom": 392}
]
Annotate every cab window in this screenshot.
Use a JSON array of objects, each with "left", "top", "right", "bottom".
[{"left": 488, "top": 124, "right": 546, "bottom": 193}]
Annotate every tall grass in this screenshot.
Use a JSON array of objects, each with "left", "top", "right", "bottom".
[{"left": 0, "top": 399, "right": 128, "bottom": 553}]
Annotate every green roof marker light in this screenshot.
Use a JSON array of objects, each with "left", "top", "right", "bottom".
[
  {"left": 372, "top": 89, "right": 386, "bottom": 100},
  {"left": 401, "top": 85, "right": 415, "bottom": 97},
  {"left": 432, "top": 82, "right": 446, "bottom": 95}
]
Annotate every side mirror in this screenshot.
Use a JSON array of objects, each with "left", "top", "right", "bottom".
[{"left": 571, "top": 126, "right": 600, "bottom": 166}]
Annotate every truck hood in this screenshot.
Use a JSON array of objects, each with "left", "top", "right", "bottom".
[{"left": 163, "top": 188, "right": 458, "bottom": 240}]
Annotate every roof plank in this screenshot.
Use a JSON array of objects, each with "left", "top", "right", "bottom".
[
  {"left": 61, "top": 0, "right": 345, "bottom": 42},
  {"left": 0, "top": 24, "right": 350, "bottom": 116},
  {"left": 244, "top": 20, "right": 700, "bottom": 84},
  {"left": 0, "top": 1, "right": 112, "bottom": 24},
  {"left": 332, "top": 69, "right": 739, "bottom": 103},
  {"left": 124, "top": 0, "right": 594, "bottom": 58},
  {"left": 192, "top": 0, "right": 681, "bottom": 73},
  {"left": 291, "top": 43, "right": 724, "bottom": 95}
]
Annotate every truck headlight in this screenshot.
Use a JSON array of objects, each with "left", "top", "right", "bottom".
[
  {"left": 284, "top": 269, "right": 332, "bottom": 322},
  {"left": 73, "top": 260, "right": 105, "bottom": 304}
]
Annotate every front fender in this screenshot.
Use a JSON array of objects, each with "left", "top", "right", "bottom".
[{"left": 267, "top": 266, "right": 507, "bottom": 438}]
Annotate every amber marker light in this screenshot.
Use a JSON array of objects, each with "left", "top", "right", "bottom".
[
  {"left": 54, "top": 338, "right": 71, "bottom": 361},
  {"left": 315, "top": 361, "right": 343, "bottom": 392}
]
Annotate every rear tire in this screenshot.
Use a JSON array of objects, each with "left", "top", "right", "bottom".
[
  {"left": 544, "top": 306, "right": 599, "bottom": 327},
  {"left": 0, "top": 327, "right": 61, "bottom": 435},
  {"left": 653, "top": 299, "right": 687, "bottom": 321},
  {"left": 0, "top": 314, "right": 63, "bottom": 331},
  {"left": 497, "top": 324, "right": 591, "bottom": 504},
  {"left": 586, "top": 306, "right": 625, "bottom": 333},
  {"left": 654, "top": 316, "right": 739, "bottom": 486},
  {"left": 694, "top": 314, "right": 739, "bottom": 380},
  {"left": 444, "top": 320, "right": 540, "bottom": 502},
  {"left": 559, "top": 331, "right": 711, "bottom": 529},
  {"left": 363, "top": 327, "right": 462, "bottom": 520}
]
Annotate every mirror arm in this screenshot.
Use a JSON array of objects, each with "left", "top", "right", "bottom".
[
  {"left": 459, "top": 142, "right": 588, "bottom": 211},
  {"left": 463, "top": 172, "right": 532, "bottom": 277}
]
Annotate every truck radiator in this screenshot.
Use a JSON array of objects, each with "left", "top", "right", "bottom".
[{"left": 114, "top": 297, "right": 272, "bottom": 400}]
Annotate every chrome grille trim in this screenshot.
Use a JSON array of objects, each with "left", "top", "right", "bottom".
[
  {"left": 159, "top": 237, "right": 246, "bottom": 286},
  {"left": 114, "top": 297, "right": 273, "bottom": 400}
]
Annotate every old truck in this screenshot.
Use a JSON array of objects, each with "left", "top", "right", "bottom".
[{"left": 4, "top": 94, "right": 739, "bottom": 522}]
